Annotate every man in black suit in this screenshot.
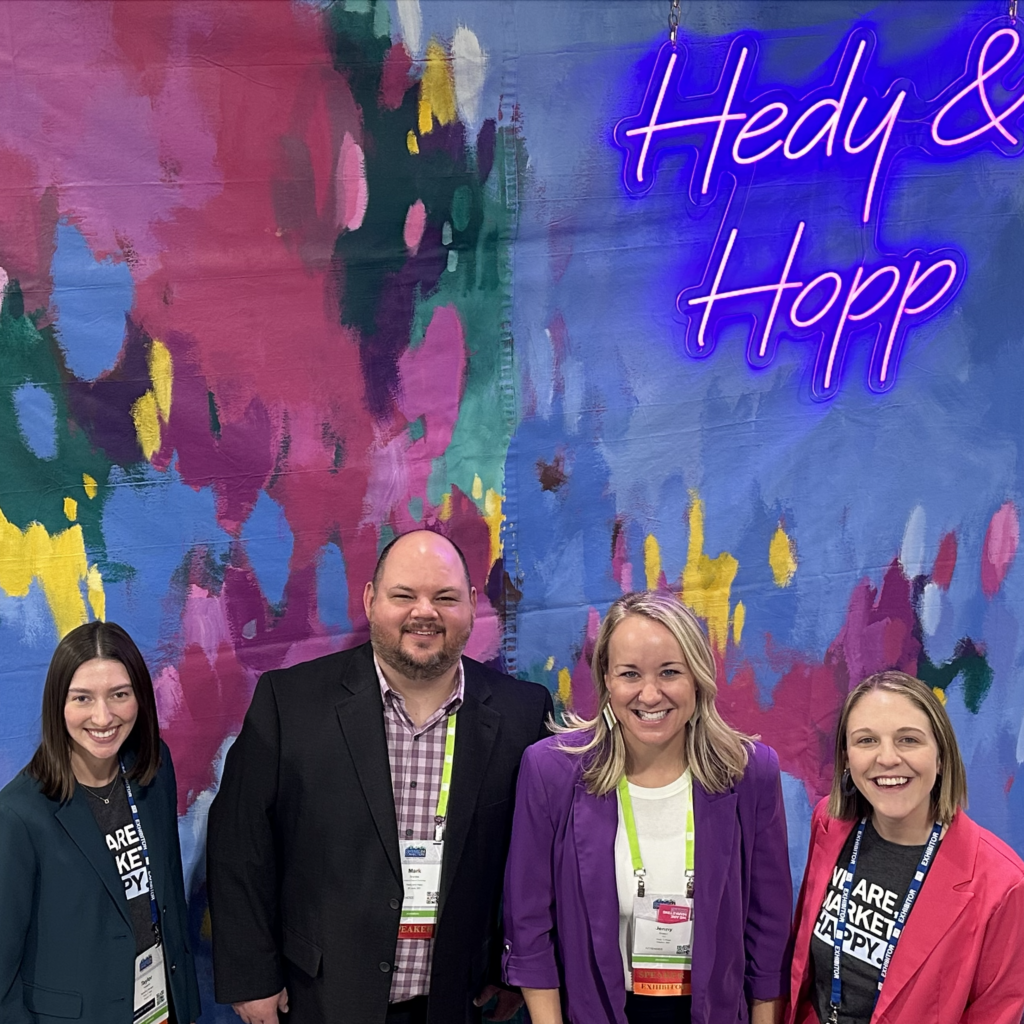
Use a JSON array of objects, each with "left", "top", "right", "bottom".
[{"left": 207, "top": 530, "right": 552, "bottom": 1024}]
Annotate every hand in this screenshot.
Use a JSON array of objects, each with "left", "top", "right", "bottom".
[
  {"left": 232, "top": 988, "right": 289, "bottom": 1024},
  {"left": 474, "top": 984, "right": 524, "bottom": 1021}
]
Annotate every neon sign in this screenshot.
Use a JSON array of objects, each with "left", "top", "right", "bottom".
[{"left": 613, "top": 18, "right": 1024, "bottom": 399}]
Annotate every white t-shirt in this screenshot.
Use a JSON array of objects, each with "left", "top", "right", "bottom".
[{"left": 614, "top": 770, "right": 692, "bottom": 990}]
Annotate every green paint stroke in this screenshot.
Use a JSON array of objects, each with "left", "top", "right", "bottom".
[
  {"left": 0, "top": 283, "right": 113, "bottom": 547},
  {"left": 422, "top": 123, "right": 526, "bottom": 508},
  {"left": 918, "top": 637, "right": 994, "bottom": 714}
]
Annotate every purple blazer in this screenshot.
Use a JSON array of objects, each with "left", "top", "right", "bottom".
[{"left": 502, "top": 736, "right": 793, "bottom": 1024}]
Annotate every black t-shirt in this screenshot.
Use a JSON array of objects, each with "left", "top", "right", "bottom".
[
  {"left": 809, "top": 819, "right": 930, "bottom": 1024},
  {"left": 82, "top": 778, "right": 157, "bottom": 956}
]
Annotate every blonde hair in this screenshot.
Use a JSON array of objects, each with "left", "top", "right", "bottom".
[
  {"left": 828, "top": 670, "right": 968, "bottom": 825},
  {"left": 554, "top": 591, "right": 753, "bottom": 796}
]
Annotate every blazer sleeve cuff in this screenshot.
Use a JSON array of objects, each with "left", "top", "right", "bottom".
[
  {"left": 502, "top": 945, "right": 561, "bottom": 990},
  {"left": 745, "top": 968, "right": 788, "bottom": 1003}
]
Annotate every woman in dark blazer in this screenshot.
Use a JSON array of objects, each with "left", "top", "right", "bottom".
[
  {"left": 502, "top": 591, "right": 792, "bottom": 1024},
  {"left": 0, "top": 621, "right": 200, "bottom": 1024}
]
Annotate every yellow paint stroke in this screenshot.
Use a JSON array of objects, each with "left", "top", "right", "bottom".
[
  {"left": 483, "top": 489, "right": 505, "bottom": 567},
  {"left": 418, "top": 39, "right": 456, "bottom": 136},
  {"left": 644, "top": 534, "right": 662, "bottom": 590},
  {"left": 933, "top": 687, "right": 947, "bottom": 706},
  {"left": 86, "top": 564, "right": 105, "bottom": 621},
  {"left": 732, "top": 600, "right": 745, "bottom": 645},
  {"left": 439, "top": 492, "right": 453, "bottom": 521},
  {"left": 557, "top": 667, "right": 572, "bottom": 705},
  {"left": 544, "top": 656, "right": 555, "bottom": 672},
  {"left": 471, "top": 474, "right": 484, "bottom": 500},
  {"left": 769, "top": 523, "right": 797, "bottom": 587},
  {"left": 0, "top": 505, "right": 106, "bottom": 637},
  {"left": 149, "top": 339, "right": 173, "bottom": 420},
  {"left": 82, "top": 474, "right": 98, "bottom": 499},
  {"left": 406, "top": 130, "right": 420, "bottom": 155},
  {"left": 63, "top": 497, "right": 77, "bottom": 522},
  {"left": 131, "top": 390, "right": 161, "bottom": 460},
  {"left": 681, "top": 492, "right": 738, "bottom": 654}
]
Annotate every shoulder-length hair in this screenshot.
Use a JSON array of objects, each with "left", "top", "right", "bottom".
[
  {"left": 554, "top": 591, "right": 753, "bottom": 796},
  {"left": 27, "top": 621, "right": 161, "bottom": 802},
  {"left": 828, "top": 670, "right": 967, "bottom": 825}
]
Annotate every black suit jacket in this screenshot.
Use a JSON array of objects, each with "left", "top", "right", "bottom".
[
  {"left": 207, "top": 642, "right": 552, "bottom": 1024},
  {"left": 0, "top": 742, "right": 200, "bottom": 1024}
]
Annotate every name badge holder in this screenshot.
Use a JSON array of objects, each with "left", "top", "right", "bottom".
[
  {"left": 118, "top": 757, "right": 169, "bottom": 1024},
  {"left": 618, "top": 774, "right": 695, "bottom": 997},
  {"left": 827, "top": 817, "right": 942, "bottom": 1024},
  {"left": 398, "top": 711, "right": 457, "bottom": 940}
]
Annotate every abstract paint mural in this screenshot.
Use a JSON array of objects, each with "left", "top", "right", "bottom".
[{"left": 0, "top": 1, "right": 1022, "bottom": 1016}]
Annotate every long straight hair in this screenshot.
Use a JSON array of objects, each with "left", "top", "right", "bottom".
[
  {"left": 554, "top": 591, "right": 753, "bottom": 796},
  {"left": 27, "top": 621, "right": 161, "bottom": 802}
]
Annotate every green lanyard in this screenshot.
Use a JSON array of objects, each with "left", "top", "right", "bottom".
[
  {"left": 433, "top": 710, "right": 458, "bottom": 841},
  {"left": 617, "top": 772, "right": 695, "bottom": 898}
]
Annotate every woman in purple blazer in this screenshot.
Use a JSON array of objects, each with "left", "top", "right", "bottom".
[{"left": 502, "top": 592, "right": 792, "bottom": 1024}]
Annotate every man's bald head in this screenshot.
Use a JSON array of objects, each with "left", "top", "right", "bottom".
[{"left": 371, "top": 530, "right": 472, "bottom": 591}]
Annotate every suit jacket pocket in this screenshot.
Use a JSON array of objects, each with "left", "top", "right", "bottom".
[
  {"left": 23, "top": 984, "right": 83, "bottom": 1019},
  {"left": 282, "top": 926, "right": 323, "bottom": 979}
]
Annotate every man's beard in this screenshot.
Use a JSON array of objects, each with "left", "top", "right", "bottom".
[{"left": 370, "top": 620, "right": 470, "bottom": 682}]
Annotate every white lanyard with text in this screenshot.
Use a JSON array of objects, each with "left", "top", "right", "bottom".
[
  {"left": 398, "top": 709, "right": 457, "bottom": 940},
  {"left": 828, "top": 817, "right": 942, "bottom": 1024},
  {"left": 118, "top": 758, "right": 170, "bottom": 1024},
  {"left": 618, "top": 773, "right": 695, "bottom": 997}
]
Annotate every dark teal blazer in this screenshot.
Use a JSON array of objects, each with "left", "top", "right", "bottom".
[{"left": 0, "top": 741, "right": 200, "bottom": 1024}]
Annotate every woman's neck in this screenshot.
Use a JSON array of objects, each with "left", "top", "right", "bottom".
[
  {"left": 870, "top": 806, "right": 936, "bottom": 845},
  {"left": 70, "top": 749, "right": 120, "bottom": 788},
  {"left": 624, "top": 737, "right": 688, "bottom": 788}
]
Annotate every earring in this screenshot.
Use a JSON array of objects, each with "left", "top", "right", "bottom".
[
  {"left": 602, "top": 704, "right": 618, "bottom": 730},
  {"left": 841, "top": 769, "right": 857, "bottom": 796}
]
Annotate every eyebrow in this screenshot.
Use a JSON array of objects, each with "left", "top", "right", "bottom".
[
  {"left": 387, "top": 585, "right": 463, "bottom": 596},
  {"left": 67, "top": 683, "right": 134, "bottom": 694},
  {"left": 614, "top": 661, "right": 686, "bottom": 669},
  {"left": 849, "top": 725, "right": 928, "bottom": 735}
]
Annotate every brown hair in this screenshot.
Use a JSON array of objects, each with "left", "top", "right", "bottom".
[
  {"left": 27, "top": 621, "right": 161, "bottom": 802},
  {"left": 555, "top": 591, "right": 754, "bottom": 796},
  {"left": 828, "top": 670, "right": 967, "bottom": 825}
]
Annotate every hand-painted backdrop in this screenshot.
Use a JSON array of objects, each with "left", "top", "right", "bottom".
[{"left": 1, "top": 1, "right": 1022, "bottom": 1017}]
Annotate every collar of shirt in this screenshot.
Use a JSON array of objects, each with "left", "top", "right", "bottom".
[{"left": 373, "top": 653, "right": 465, "bottom": 733}]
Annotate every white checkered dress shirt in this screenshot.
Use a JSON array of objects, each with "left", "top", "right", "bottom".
[{"left": 375, "top": 654, "right": 465, "bottom": 1003}]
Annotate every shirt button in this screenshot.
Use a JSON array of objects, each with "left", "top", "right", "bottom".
[
  {"left": 379, "top": 962, "right": 391, "bottom": 973},
  {"left": 170, "top": 964, "right": 177, "bottom": 973},
  {"left": 390, "top": 897, "right": 401, "bottom": 910},
  {"left": 405, "top": 828, "right": 413, "bottom": 837},
  {"left": 413, "top": 735, "right": 421, "bottom": 742},
  {"left": 410, "top": 781, "right": 417, "bottom": 788}
]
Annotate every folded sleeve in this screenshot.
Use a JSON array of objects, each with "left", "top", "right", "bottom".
[{"left": 501, "top": 743, "right": 562, "bottom": 990}]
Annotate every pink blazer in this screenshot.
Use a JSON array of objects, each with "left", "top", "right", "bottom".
[{"left": 787, "top": 798, "right": 1024, "bottom": 1024}]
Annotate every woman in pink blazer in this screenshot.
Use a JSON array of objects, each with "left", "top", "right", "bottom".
[{"left": 787, "top": 671, "right": 1024, "bottom": 1024}]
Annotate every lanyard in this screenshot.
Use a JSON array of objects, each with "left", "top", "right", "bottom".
[
  {"left": 118, "top": 757, "right": 162, "bottom": 946},
  {"left": 432, "top": 710, "right": 458, "bottom": 841},
  {"left": 617, "top": 772, "right": 694, "bottom": 898},
  {"left": 829, "top": 818, "right": 942, "bottom": 1023}
]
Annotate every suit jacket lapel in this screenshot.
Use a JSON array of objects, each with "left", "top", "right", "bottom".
[
  {"left": 437, "top": 669, "right": 499, "bottom": 915},
  {"left": 336, "top": 657, "right": 401, "bottom": 886},
  {"left": 574, "top": 782, "right": 626, "bottom": 1007},
  {"left": 691, "top": 780, "right": 738, "bottom": 990},
  {"left": 55, "top": 790, "right": 134, "bottom": 930},
  {"left": 873, "top": 813, "right": 976, "bottom": 1021}
]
